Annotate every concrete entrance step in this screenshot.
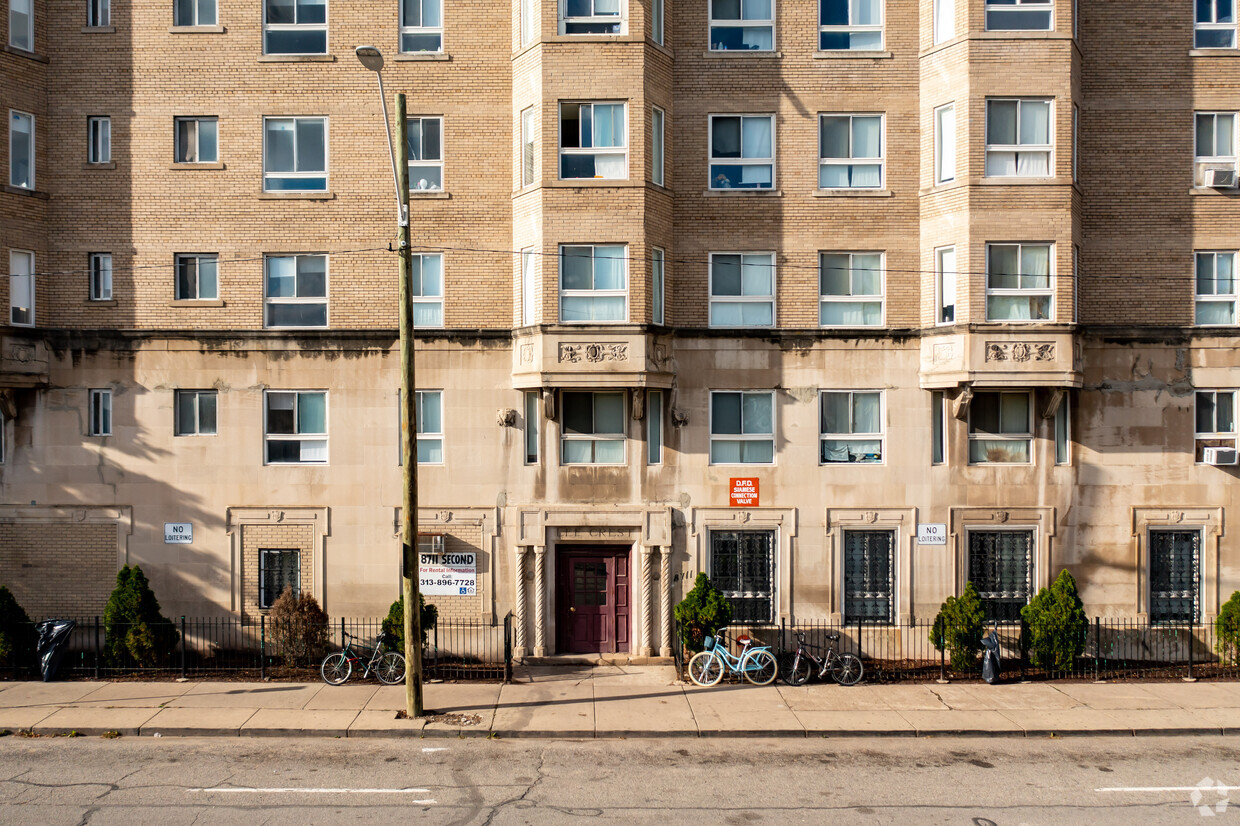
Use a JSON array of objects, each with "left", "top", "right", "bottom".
[{"left": 521, "top": 654, "right": 675, "bottom": 666}]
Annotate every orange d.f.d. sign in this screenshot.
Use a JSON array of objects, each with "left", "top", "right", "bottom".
[{"left": 729, "top": 477, "right": 759, "bottom": 507}]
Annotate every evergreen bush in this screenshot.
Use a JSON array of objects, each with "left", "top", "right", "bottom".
[
  {"left": 381, "top": 593, "right": 438, "bottom": 651},
  {"left": 268, "top": 587, "right": 330, "bottom": 666},
  {"left": 930, "top": 582, "right": 985, "bottom": 672},
  {"left": 1021, "top": 569, "right": 1089, "bottom": 672},
  {"left": 1216, "top": 591, "right": 1240, "bottom": 665},
  {"left": 674, "top": 573, "right": 733, "bottom": 655},
  {"left": 103, "top": 565, "right": 180, "bottom": 667},
  {"left": 0, "top": 586, "right": 35, "bottom": 669}
]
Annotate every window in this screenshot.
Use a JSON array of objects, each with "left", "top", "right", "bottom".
[
  {"left": 259, "top": 549, "right": 300, "bottom": 609},
  {"left": 648, "top": 390, "right": 663, "bottom": 464},
  {"left": 1195, "top": 112, "right": 1237, "bottom": 185},
  {"left": 400, "top": 0, "right": 442, "bottom": 52},
  {"left": 175, "top": 117, "right": 218, "bottom": 163},
  {"left": 9, "top": 110, "right": 33, "bottom": 189},
  {"left": 931, "top": 390, "right": 946, "bottom": 465},
  {"left": 175, "top": 390, "right": 218, "bottom": 436},
  {"left": 559, "top": 244, "right": 627, "bottom": 322},
  {"left": 9, "top": 250, "right": 33, "bottom": 327},
  {"left": 524, "top": 391, "right": 539, "bottom": 463},
  {"left": 87, "top": 117, "right": 111, "bottom": 163},
  {"left": 89, "top": 389, "right": 112, "bottom": 436},
  {"left": 411, "top": 252, "right": 443, "bottom": 327},
  {"left": 709, "top": 115, "right": 773, "bottom": 190},
  {"left": 264, "top": 0, "right": 326, "bottom": 53},
  {"left": 651, "top": 0, "right": 663, "bottom": 43},
  {"left": 652, "top": 107, "right": 665, "bottom": 186},
  {"left": 521, "top": 107, "right": 535, "bottom": 187},
  {"left": 986, "top": 242, "right": 1052, "bottom": 321},
  {"left": 175, "top": 0, "right": 217, "bottom": 26},
  {"left": 710, "top": 253, "right": 774, "bottom": 327},
  {"left": 87, "top": 0, "right": 109, "bottom": 26},
  {"left": 819, "top": 0, "right": 882, "bottom": 50},
  {"left": 820, "top": 391, "right": 883, "bottom": 463},
  {"left": 0, "top": 409, "right": 5, "bottom": 464},
  {"left": 1072, "top": 103, "right": 1078, "bottom": 182},
  {"left": 820, "top": 252, "right": 883, "bottom": 326},
  {"left": 1197, "top": 0, "right": 1236, "bottom": 48},
  {"left": 176, "top": 253, "right": 219, "bottom": 300},
  {"left": 407, "top": 116, "right": 442, "bottom": 190},
  {"left": 933, "top": 0, "right": 953, "bottom": 43},
  {"left": 843, "top": 530, "right": 894, "bottom": 624},
  {"left": 521, "top": 248, "right": 536, "bottom": 325},
  {"left": 560, "top": 0, "right": 623, "bottom": 34},
  {"left": 1149, "top": 530, "right": 1201, "bottom": 624},
  {"left": 652, "top": 248, "right": 665, "bottom": 324},
  {"left": 710, "top": 391, "right": 774, "bottom": 464},
  {"left": 521, "top": 0, "right": 536, "bottom": 43},
  {"left": 9, "top": 0, "right": 32, "bottom": 50},
  {"left": 561, "top": 391, "right": 625, "bottom": 464},
  {"left": 935, "top": 104, "right": 955, "bottom": 183},
  {"left": 1054, "top": 394, "right": 1070, "bottom": 465},
  {"left": 985, "top": 99, "right": 1051, "bottom": 177},
  {"left": 709, "top": 0, "right": 774, "bottom": 51},
  {"left": 936, "top": 246, "right": 956, "bottom": 324},
  {"left": 264, "top": 391, "right": 327, "bottom": 464},
  {"left": 710, "top": 530, "right": 774, "bottom": 622},
  {"left": 985, "top": 0, "right": 1050, "bottom": 30},
  {"left": 818, "top": 114, "right": 882, "bottom": 189},
  {"left": 559, "top": 102, "right": 626, "bottom": 180},
  {"left": 89, "top": 253, "right": 112, "bottom": 301},
  {"left": 416, "top": 390, "right": 443, "bottom": 463},
  {"left": 968, "top": 530, "right": 1033, "bottom": 622},
  {"left": 968, "top": 391, "right": 1032, "bottom": 464},
  {"left": 265, "top": 254, "right": 327, "bottom": 327},
  {"left": 263, "top": 117, "right": 327, "bottom": 191},
  {"left": 1195, "top": 390, "right": 1237, "bottom": 460}
]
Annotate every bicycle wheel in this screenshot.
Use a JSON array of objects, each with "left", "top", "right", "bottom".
[
  {"left": 320, "top": 652, "right": 352, "bottom": 686},
  {"left": 742, "top": 649, "right": 778, "bottom": 686},
  {"left": 374, "top": 651, "right": 406, "bottom": 685},
  {"left": 687, "top": 651, "right": 724, "bottom": 687},
  {"left": 831, "top": 653, "right": 864, "bottom": 686},
  {"left": 781, "top": 652, "right": 812, "bottom": 686}
]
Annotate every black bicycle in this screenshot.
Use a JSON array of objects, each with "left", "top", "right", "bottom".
[
  {"left": 320, "top": 631, "right": 406, "bottom": 686},
  {"left": 780, "top": 630, "right": 863, "bottom": 686}
]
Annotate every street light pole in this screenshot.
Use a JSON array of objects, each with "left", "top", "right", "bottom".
[{"left": 356, "top": 46, "right": 423, "bottom": 718}]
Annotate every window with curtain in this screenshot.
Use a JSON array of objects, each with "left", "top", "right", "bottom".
[
  {"left": 175, "top": 390, "right": 218, "bottom": 436},
  {"left": 400, "top": 0, "right": 442, "bottom": 51},
  {"left": 9, "top": 0, "right": 32, "bottom": 50},
  {"left": 8, "top": 250, "right": 34, "bottom": 327},
  {"left": 175, "top": 117, "right": 218, "bottom": 163},
  {"left": 264, "top": 254, "right": 327, "bottom": 327},
  {"left": 259, "top": 549, "right": 300, "bottom": 608},
  {"left": 819, "top": 0, "right": 883, "bottom": 50},
  {"left": 175, "top": 0, "right": 217, "bottom": 26},
  {"left": 561, "top": 391, "right": 626, "bottom": 464},
  {"left": 560, "top": 0, "right": 623, "bottom": 34},
  {"left": 710, "top": 253, "right": 774, "bottom": 327},
  {"left": 87, "top": 116, "right": 110, "bottom": 164},
  {"left": 986, "top": 242, "right": 1052, "bottom": 321},
  {"left": 968, "top": 530, "right": 1033, "bottom": 622},
  {"left": 936, "top": 246, "right": 956, "bottom": 324},
  {"left": 89, "top": 253, "right": 112, "bottom": 301},
  {"left": 709, "top": 115, "right": 774, "bottom": 189},
  {"left": 1196, "top": 0, "right": 1236, "bottom": 47},
  {"left": 820, "top": 391, "right": 883, "bottom": 463},
  {"left": 176, "top": 253, "right": 219, "bottom": 300},
  {"left": 559, "top": 102, "right": 627, "bottom": 179},
  {"left": 559, "top": 245, "right": 627, "bottom": 322},
  {"left": 818, "top": 114, "right": 882, "bottom": 188},
  {"left": 935, "top": 104, "right": 955, "bottom": 183},
  {"left": 265, "top": 390, "right": 327, "bottom": 463},
  {"left": 407, "top": 117, "right": 442, "bottom": 190},
  {"left": 1195, "top": 390, "right": 1237, "bottom": 461},
  {"left": 263, "top": 117, "right": 327, "bottom": 191},
  {"left": 984, "top": 0, "right": 1051, "bottom": 30},
  {"left": 933, "top": 0, "right": 953, "bottom": 43},
  {"left": 968, "top": 391, "right": 1032, "bottom": 464},
  {"left": 1195, "top": 251, "right": 1236, "bottom": 325},
  {"left": 985, "top": 99, "right": 1052, "bottom": 177},
  {"left": 820, "top": 252, "right": 883, "bottom": 326},
  {"left": 710, "top": 391, "right": 774, "bottom": 464},
  {"left": 416, "top": 390, "right": 443, "bottom": 463},
  {"left": 843, "top": 530, "right": 894, "bottom": 623},
  {"left": 9, "top": 110, "right": 34, "bottom": 189},
  {"left": 709, "top": 0, "right": 774, "bottom": 51},
  {"left": 710, "top": 530, "right": 774, "bottom": 622},
  {"left": 411, "top": 252, "right": 443, "bottom": 327},
  {"left": 1149, "top": 530, "right": 1201, "bottom": 624},
  {"left": 264, "top": 0, "right": 326, "bottom": 53},
  {"left": 1195, "top": 111, "right": 1237, "bottom": 185}
]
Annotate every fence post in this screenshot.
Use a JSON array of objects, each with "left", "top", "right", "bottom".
[
  {"left": 93, "top": 616, "right": 101, "bottom": 679},
  {"left": 504, "top": 613, "right": 512, "bottom": 683},
  {"left": 938, "top": 630, "right": 946, "bottom": 683},
  {"left": 340, "top": 616, "right": 346, "bottom": 646},
  {"left": 180, "top": 616, "right": 187, "bottom": 679},
  {"left": 1094, "top": 616, "right": 1100, "bottom": 681},
  {"left": 1187, "top": 621, "right": 1195, "bottom": 681},
  {"left": 779, "top": 617, "right": 785, "bottom": 658},
  {"left": 260, "top": 615, "right": 266, "bottom": 681},
  {"left": 855, "top": 618, "right": 862, "bottom": 662}
]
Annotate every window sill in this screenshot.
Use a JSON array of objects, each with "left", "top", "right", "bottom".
[
  {"left": 1191, "top": 48, "right": 1240, "bottom": 56},
  {"left": 258, "top": 191, "right": 335, "bottom": 200},
  {"left": 169, "top": 25, "right": 225, "bottom": 33},
  {"left": 1189, "top": 186, "right": 1240, "bottom": 195},
  {"left": 169, "top": 162, "right": 225, "bottom": 170},
  {"left": 409, "top": 190, "right": 451, "bottom": 199},
  {"left": 702, "top": 50, "right": 782, "bottom": 58},
  {"left": 86, "top": 299, "right": 117, "bottom": 305},
  {"left": 549, "top": 179, "right": 642, "bottom": 188},
  {"left": 547, "top": 34, "right": 638, "bottom": 43},
  {"left": 170, "top": 299, "right": 225, "bottom": 307},
  {"left": 3, "top": 185, "right": 48, "bottom": 199},
  {"left": 81, "top": 25, "right": 116, "bottom": 33},
  {"left": 813, "top": 50, "right": 892, "bottom": 59},
  {"left": 976, "top": 176, "right": 1071, "bottom": 186},
  {"left": 257, "top": 53, "right": 335, "bottom": 62},
  {"left": 975, "top": 29, "right": 1065, "bottom": 39},
  {"left": 3, "top": 44, "right": 49, "bottom": 62},
  {"left": 812, "top": 188, "right": 892, "bottom": 197},
  {"left": 395, "top": 52, "right": 451, "bottom": 61},
  {"left": 83, "top": 162, "right": 117, "bottom": 170},
  {"left": 703, "top": 189, "right": 782, "bottom": 197}
]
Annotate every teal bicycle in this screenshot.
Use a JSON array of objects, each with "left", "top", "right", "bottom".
[{"left": 687, "top": 631, "right": 778, "bottom": 687}]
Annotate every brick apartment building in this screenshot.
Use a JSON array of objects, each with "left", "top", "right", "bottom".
[{"left": 0, "top": 0, "right": 1237, "bottom": 658}]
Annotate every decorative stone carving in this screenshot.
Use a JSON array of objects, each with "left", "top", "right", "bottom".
[
  {"left": 862, "top": 511, "right": 878, "bottom": 524},
  {"left": 558, "top": 342, "right": 628, "bottom": 363},
  {"left": 932, "top": 343, "right": 954, "bottom": 364},
  {"left": 436, "top": 510, "right": 452, "bottom": 523},
  {"left": 519, "top": 343, "right": 534, "bottom": 364},
  {"left": 992, "top": 511, "right": 1009, "bottom": 523},
  {"left": 10, "top": 344, "right": 34, "bottom": 364},
  {"left": 1170, "top": 511, "right": 1184, "bottom": 523},
  {"left": 671, "top": 408, "right": 689, "bottom": 427},
  {"left": 496, "top": 408, "right": 517, "bottom": 427},
  {"left": 631, "top": 389, "right": 645, "bottom": 420},
  {"left": 985, "top": 342, "right": 1056, "bottom": 363},
  {"left": 542, "top": 388, "right": 556, "bottom": 420}
]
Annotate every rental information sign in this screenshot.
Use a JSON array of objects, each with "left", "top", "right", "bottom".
[{"left": 420, "top": 551, "right": 477, "bottom": 596}]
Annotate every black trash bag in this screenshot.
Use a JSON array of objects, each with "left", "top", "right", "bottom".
[
  {"left": 36, "top": 619, "right": 76, "bottom": 682},
  {"left": 981, "top": 628, "right": 1002, "bottom": 685}
]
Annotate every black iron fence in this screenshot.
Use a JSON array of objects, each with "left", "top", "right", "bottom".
[
  {"left": 10, "top": 614, "right": 512, "bottom": 682},
  {"left": 675, "top": 618, "right": 1240, "bottom": 682}
]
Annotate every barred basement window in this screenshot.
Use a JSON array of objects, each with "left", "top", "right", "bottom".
[
  {"left": 967, "top": 529, "right": 1033, "bottom": 623},
  {"left": 1149, "top": 530, "right": 1200, "bottom": 624},
  {"left": 259, "top": 548, "right": 300, "bottom": 609},
  {"left": 843, "top": 530, "right": 893, "bottom": 624},
  {"left": 710, "top": 530, "right": 774, "bottom": 623}
]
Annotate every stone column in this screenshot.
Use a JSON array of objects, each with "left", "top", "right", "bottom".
[
  {"left": 533, "top": 545, "right": 547, "bottom": 657},
  {"left": 513, "top": 546, "right": 529, "bottom": 659},
  {"left": 659, "top": 546, "right": 673, "bottom": 657},
  {"left": 640, "top": 546, "right": 654, "bottom": 657}
]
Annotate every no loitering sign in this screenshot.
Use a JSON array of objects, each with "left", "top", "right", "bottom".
[{"left": 729, "top": 478, "right": 759, "bottom": 507}]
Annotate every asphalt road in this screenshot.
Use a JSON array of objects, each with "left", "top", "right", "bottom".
[{"left": 1, "top": 734, "right": 1237, "bottom": 824}]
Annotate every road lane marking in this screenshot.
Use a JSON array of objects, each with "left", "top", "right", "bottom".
[
  {"left": 422, "top": 747, "right": 448, "bottom": 753},
  {"left": 1096, "top": 786, "right": 1240, "bottom": 793},
  {"left": 189, "top": 786, "right": 433, "bottom": 799}
]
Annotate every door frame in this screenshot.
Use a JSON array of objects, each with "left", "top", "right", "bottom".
[{"left": 553, "top": 543, "right": 633, "bottom": 654}]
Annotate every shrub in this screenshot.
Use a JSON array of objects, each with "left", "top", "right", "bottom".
[
  {"left": 930, "top": 582, "right": 985, "bottom": 672},
  {"left": 1021, "top": 569, "right": 1089, "bottom": 672},
  {"left": 1217, "top": 591, "right": 1240, "bottom": 665},
  {"left": 674, "top": 573, "right": 733, "bottom": 655},
  {"left": 103, "top": 565, "right": 180, "bottom": 668},
  {"left": 268, "top": 587, "right": 330, "bottom": 666},
  {"left": 381, "top": 593, "right": 438, "bottom": 651},
  {"left": 0, "top": 586, "right": 35, "bottom": 668}
]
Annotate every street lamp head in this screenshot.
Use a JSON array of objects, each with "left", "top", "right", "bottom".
[{"left": 355, "top": 45, "right": 384, "bottom": 72}]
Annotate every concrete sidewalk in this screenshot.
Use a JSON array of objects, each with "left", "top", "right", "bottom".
[{"left": 1, "top": 666, "right": 1238, "bottom": 739}]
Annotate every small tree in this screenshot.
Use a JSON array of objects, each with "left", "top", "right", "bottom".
[
  {"left": 674, "top": 573, "right": 733, "bottom": 655},
  {"left": 381, "top": 593, "right": 438, "bottom": 651},
  {"left": 1021, "top": 569, "right": 1088, "bottom": 672},
  {"left": 103, "top": 565, "right": 180, "bottom": 667},
  {"left": 930, "top": 582, "right": 985, "bottom": 672},
  {"left": 268, "top": 586, "right": 330, "bottom": 666},
  {"left": 0, "top": 586, "right": 36, "bottom": 669},
  {"left": 1217, "top": 591, "right": 1240, "bottom": 665}
]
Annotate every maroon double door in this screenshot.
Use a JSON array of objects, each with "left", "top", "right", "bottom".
[{"left": 554, "top": 545, "right": 630, "bottom": 654}]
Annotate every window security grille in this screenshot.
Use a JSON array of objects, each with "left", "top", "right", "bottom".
[
  {"left": 843, "top": 530, "right": 893, "bottom": 624},
  {"left": 1149, "top": 530, "right": 1200, "bottom": 624},
  {"left": 710, "top": 530, "right": 774, "bottom": 623},
  {"left": 967, "top": 530, "right": 1032, "bottom": 622},
  {"left": 259, "top": 548, "right": 300, "bottom": 608}
]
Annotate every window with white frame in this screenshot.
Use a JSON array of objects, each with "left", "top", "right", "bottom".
[
  {"left": 935, "top": 103, "right": 955, "bottom": 183},
  {"left": 710, "top": 253, "right": 774, "bottom": 327},
  {"left": 710, "top": 530, "right": 774, "bottom": 622},
  {"left": 818, "top": 114, "right": 882, "bottom": 188},
  {"left": 87, "top": 0, "right": 109, "bottom": 26},
  {"left": 263, "top": 117, "right": 326, "bottom": 191},
  {"left": 986, "top": 242, "right": 1052, "bottom": 321},
  {"left": 400, "top": 0, "right": 442, "bottom": 52},
  {"left": 1196, "top": 0, "right": 1236, "bottom": 48},
  {"left": 258, "top": 549, "right": 300, "bottom": 608},
  {"left": 176, "top": 253, "right": 219, "bottom": 300},
  {"left": 175, "top": 117, "right": 217, "bottom": 163},
  {"left": 9, "top": 250, "right": 33, "bottom": 327},
  {"left": 968, "top": 391, "right": 1032, "bottom": 464},
  {"left": 931, "top": 390, "right": 946, "bottom": 464},
  {"left": 560, "top": 0, "right": 623, "bottom": 34},
  {"left": 264, "top": 0, "right": 326, "bottom": 53},
  {"left": 1196, "top": 251, "right": 1236, "bottom": 325},
  {"left": 175, "top": 389, "right": 217, "bottom": 436},
  {"left": 985, "top": 0, "right": 1050, "bottom": 30},
  {"left": 933, "top": 0, "right": 953, "bottom": 43},
  {"left": 265, "top": 390, "right": 326, "bottom": 464},
  {"left": 411, "top": 252, "right": 443, "bottom": 327},
  {"left": 407, "top": 116, "right": 442, "bottom": 190},
  {"left": 652, "top": 106, "right": 665, "bottom": 186},
  {"left": 652, "top": 247, "right": 665, "bottom": 324},
  {"left": 89, "top": 388, "right": 112, "bottom": 436},
  {"left": 561, "top": 391, "right": 625, "bottom": 464},
  {"left": 9, "top": 110, "right": 33, "bottom": 189},
  {"left": 820, "top": 390, "right": 883, "bottom": 463},
  {"left": 709, "top": 0, "right": 774, "bottom": 51},
  {"left": 265, "top": 254, "right": 327, "bottom": 327},
  {"left": 9, "top": 0, "right": 32, "bottom": 50},
  {"left": 175, "top": 0, "right": 217, "bottom": 26},
  {"left": 1149, "top": 530, "right": 1201, "bottom": 624},
  {"left": 648, "top": 389, "right": 663, "bottom": 464},
  {"left": 0, "top": 409, "right": 5, "bottom": 464},
  {"left": 521, "top": 107, "right": 535, "bottom": 187},
  {"left": 710, "top": 391, "right": 774, "bottom": 464},
  {"left": 1195, "top": 111, "right": 1237, "bottom": 186},
  {"left": 1195, "top": 390, "right": 1237, "bottom": 460},
  {"left": 416, "top": 390, "right": 443, "bottom": 463},
  {"left": 985, "top": 99, "right": 1051, "bottom": 177},
  {"left": 87, "top": 116, "right": 110, "bottom": 164},
  {"left": 936, "top": 246, "right": 956, "bottom": 324},
  {"left": 820, "top": 252, "right": 883, "bottom": 326},
  {"left": 1054, "top": 393, "right": 1070, "bottom": 464},
  {"left": 651, "top": 0, "right": 663, "bottom": 43},
  {"left": 559, "top": 244, "right": 627, "bottom": 322},
  {"left": 89, "top": 253, "right": 112, "bottom": 301},
  {"left": 524, "top": 391, "right": 539, "bottom": 463},
  {"left": 521, "top": 248, "right": 536, "bottom": 326},
  {"left": 559, "top": 102, "right": 626, "bottom": 179},
  {"left": 819, "top": 0, "right": 882, "bottom": 50},
  {"left": 521, "top": 0, "right": 536, "bottom": 43},
  {"left": 709, "top": 115, "right": 774, "bottom": 189},
  {"left": 843, "top": 530, "right": 894, "bottom": 623}
]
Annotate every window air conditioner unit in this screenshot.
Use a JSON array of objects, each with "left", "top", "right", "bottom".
[
  {"left": 1204, "top": 167, "right": 1238, "bottom": 189},
  {"left": 1203, "top": 446, "right": 1239, "bottom": 465}
]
